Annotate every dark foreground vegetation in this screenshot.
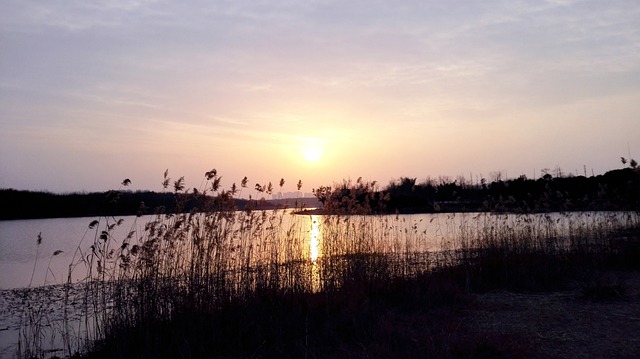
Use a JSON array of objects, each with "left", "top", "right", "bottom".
[
  {"left": 15, "top": 167, "right": 640, "bottom": 358},
  {"left": 79, "top": 224, "right": 640, "bottom": 359}
]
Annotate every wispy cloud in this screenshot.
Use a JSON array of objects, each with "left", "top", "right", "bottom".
[{"left": 1, "top": 0, "right": 639, "bottom": 191}]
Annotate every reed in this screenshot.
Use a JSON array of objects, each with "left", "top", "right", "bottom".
[{"left": 16, "top": 170, "right": 640, "bottom": 358}]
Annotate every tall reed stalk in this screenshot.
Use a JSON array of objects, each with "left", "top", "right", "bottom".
[{"left": 16, "top": 170, "right": 640, "bottom": 358}]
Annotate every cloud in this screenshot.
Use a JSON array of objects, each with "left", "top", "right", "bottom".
[{"left": 1, "top": 0, "right": 639, "bottom": 191}]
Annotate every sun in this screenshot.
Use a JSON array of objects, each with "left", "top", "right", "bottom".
[
  {"left": 300, "top": 138, "right": 324, "bottom": 163},
  {"left": 303, "top": 146, "right": 322, "bottom": 162}
]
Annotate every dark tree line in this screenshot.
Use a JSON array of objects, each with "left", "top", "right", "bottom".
[
  {"left": 0, "top": 190, "right": 253, "bottom": 220},
  {"left": 3, "top": 167, "right": 638, "bottom": 220},
  {"left": 0, "top": 189, "right": 321, "bottom": 220},
  {"left": 2, "top": 190, "right": 172, "bottom": 220},
  {"left": 316, "top": 168, "right": 640, "bottom": 214}
]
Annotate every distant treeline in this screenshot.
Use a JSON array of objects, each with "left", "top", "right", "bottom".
[
  {"left": 316, "top": 168, "right": 640, "bottom": 214},
  {"left": 3, "top": 168, "right": 639, "bottom": 220},
  {"left": 0, "top": 189, "right": 319, "bottom": 220}
]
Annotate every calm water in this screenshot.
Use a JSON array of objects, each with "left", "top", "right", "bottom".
[
  {"left": 0, "top": 215, "right": 157, "bottom": 289},
  {"left": 1, "top": 211, "right": 636, "bottom": 289},
  {"left": 0, "top": 211, "right": 479, "bottom": 289},
  {"left": 0, "top": 210, "right": 636, "bottom": 358}
]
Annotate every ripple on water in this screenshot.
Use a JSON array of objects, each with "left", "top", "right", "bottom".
[{"left": 0, "top": 283, "right": 100, "bottom": 358}]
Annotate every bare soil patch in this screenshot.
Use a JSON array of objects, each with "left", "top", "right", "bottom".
[{"left": 462, "top": 271, "right": 640, "bottom": 358}]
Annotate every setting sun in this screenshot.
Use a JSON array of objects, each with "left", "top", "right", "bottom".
[
  {"left": 300, "top": 138, "right": 324, "bottom": 163},
  {"left": 303, "top": 147, "right": 322, "bottom": 162}
]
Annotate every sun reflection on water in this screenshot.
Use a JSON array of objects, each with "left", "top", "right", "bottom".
[
  {"left": 309, "top": 215, "right": 322, "bottom": 292},
  {"left": 309, "top": 215, "right": 321, "bottom": 262}
]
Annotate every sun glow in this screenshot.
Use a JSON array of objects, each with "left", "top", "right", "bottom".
[
  {"left": 303, "top": 147, "right": 322, "bottom": 162},
  {"left": 300, "top": 138, "right": 324, "bottom": 163}
]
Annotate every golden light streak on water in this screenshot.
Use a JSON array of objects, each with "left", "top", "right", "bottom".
[
  {"left": 309, "top": 215, "right": 322, "bottom": 292},
  {"left": 309, "top": 215, "right": 321, "bottom": 262}
]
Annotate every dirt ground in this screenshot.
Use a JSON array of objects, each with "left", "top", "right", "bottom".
[{"left": 462, "top": 271, "right": 640, "bottom": 358}]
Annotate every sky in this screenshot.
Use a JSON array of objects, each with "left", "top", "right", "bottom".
[{"left": 1, "top": 0, "right": 639, "bottom": 195}]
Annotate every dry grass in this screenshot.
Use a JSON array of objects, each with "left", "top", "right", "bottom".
[{"left": 15, "top": 170, "right": 640, "bottom": 358}]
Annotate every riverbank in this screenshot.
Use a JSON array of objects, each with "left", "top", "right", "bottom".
[
  {"left": 5, "top": 269, "right": 639, "bottom": 358},
  {"left": 464, "top": 271, "right": 640, "bottom": 358},
  {"left": 78, "top": 224, "right": 640, "bottom": 358},
  {"left": 80, "top": 271, "right": 640, "bottom": 358}
]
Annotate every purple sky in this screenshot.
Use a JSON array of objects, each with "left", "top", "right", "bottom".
[{"left": 1, "top": 0, "right": 639, "bottom": 194}]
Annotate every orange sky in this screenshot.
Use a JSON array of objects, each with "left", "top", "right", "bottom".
[{"left": 1, "top": 1, "right": 639, "bottom": 195}]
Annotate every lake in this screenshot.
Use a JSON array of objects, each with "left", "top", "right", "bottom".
[
  {"left": 0, "top": 210, "right": 637, "bottom": 358},
  {"left": 1, "top": 210, "right": 636, "bottom": 290}
]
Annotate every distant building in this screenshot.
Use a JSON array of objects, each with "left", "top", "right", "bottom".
[{"left": 276, "top": 191, "right": 315, "bottom": 199}]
